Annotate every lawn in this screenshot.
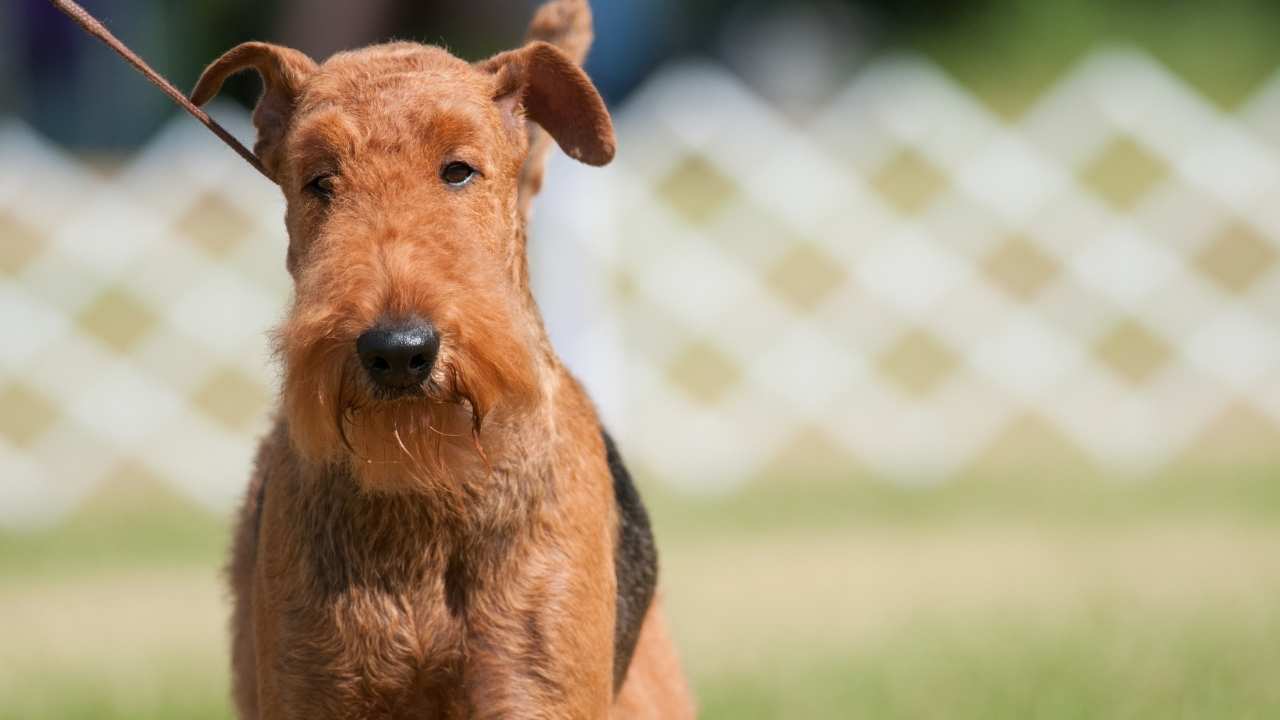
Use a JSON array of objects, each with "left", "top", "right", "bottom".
[{"left": 3, "top": 466, "right": 1280, "bottom": 719}]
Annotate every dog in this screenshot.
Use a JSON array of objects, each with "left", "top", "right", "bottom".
[{"left": 189, "top": 1, "right": 694, "bottom": 717}]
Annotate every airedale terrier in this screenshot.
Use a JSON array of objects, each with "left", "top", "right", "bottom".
[{"left": 190, "top": 1, "right": 693, "bottom": 717}]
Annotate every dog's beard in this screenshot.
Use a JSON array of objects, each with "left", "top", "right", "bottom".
[
  {"left": 276, "top": 292, "right": 545, "bottom": 499},
  {"left": 281, "top": 342, "right": 490, "bottom": 498}
]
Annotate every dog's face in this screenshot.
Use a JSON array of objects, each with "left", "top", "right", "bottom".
[{"left": 192, "top": 41, "right": 614, "bottom": 489}]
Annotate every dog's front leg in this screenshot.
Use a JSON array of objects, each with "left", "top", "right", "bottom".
[{"left": 464, "top": 526, "right": 616, "bottom": 719}]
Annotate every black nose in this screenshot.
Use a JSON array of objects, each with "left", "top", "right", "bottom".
[{"left": 356, "top": 322, "right": 439, "bottom": 391}]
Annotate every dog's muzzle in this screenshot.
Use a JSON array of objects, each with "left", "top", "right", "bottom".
[{"left": 356, "top": 320, "right": 439, "bottom": 393}]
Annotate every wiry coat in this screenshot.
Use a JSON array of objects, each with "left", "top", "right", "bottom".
[{"left": 195, "top": 1, "right": 694, "bottom": 718}]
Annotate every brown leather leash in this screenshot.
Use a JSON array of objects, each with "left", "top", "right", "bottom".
[{"left": 48, "top": 0, "right": 274, "bottom": 182}]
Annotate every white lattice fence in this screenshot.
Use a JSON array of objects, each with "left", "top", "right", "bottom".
[
  {"left": 0, "top": 108, "right": 291, "bottom": 526},
  {"left": 2, "top": 49, "right": 1279, "bottom": 526},
  {"left": 536, "top": 49, "right": 1280, "bottom": 488}
]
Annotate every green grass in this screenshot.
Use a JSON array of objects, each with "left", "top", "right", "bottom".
[
  {"left": 700, "top": 609, "right": 1280, "bottom": 719},
  {"left": 905, "top": 0, "right": 1280, "bottom": 117},
  {"left": 7, "top": 607, "right": 1280, "bottom": 720},
  {"left": 5, "top": 461, "right": 1277, "bottom": 582},
  {"left": 6, "top": 578, "right": 1280, "bottom": 719},
  {"left": 644, "top": 461, "right": 1280, "bottom": 540},
  {"left": 4, "top": 467, "right": 1280, "bottom": 718},
  {"left": 2, "top": 662, "right": 232, "bottom": 720},
  {"left": 0, "top": 479, "right": 227, "bottom": 581}
]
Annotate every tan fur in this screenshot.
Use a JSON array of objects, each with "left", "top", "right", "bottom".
[
  {"left": 612, "top": 597, "right": 696, "bottom": 719},
  {"left": 517, "top": 0, "right": 596, "bottom": 221},
  {"left": 195, "top": 1, "right": 692, "bottom": 718}
]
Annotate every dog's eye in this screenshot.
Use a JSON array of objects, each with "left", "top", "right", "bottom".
[
  {"left": 441, "top": 161, "right": 476, "bottom": 187},
  {"left": 304, "top": 174, "right": 335, "bottom": 201}
]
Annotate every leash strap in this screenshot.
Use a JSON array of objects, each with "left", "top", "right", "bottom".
[{"left": 49, "top": 0, "right": 273, "bottom": 181}]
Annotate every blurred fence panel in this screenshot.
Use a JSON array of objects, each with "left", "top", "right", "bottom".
[
  {"left": 2, "top": 49, "right": 1280, "bottom": 526},
  {"left": 538, "top": 48, "right": 1280, "bottom": 489}
]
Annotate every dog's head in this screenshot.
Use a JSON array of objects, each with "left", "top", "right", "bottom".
[{"left": 192, "top": 34, "right": 613, "bottom": 490}]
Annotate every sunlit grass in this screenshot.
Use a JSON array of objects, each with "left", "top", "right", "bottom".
[
  {"left": 7, "top": 603, "right": 1280, "bottom": 719},
  {"left": 699, "top": 608, "right": 1280, "bottom": 719},
  {"left": 0, "top": 479, "right": 227, "bottom": 581},
  {"left": 4, "top": 466, "right": 1280, "bottom": 719},
  {"left": 1, "top": 660, "right": 231, "bottom": 720},
  {"left": 644, "top": 461, "right": 1280, "bottom": 540}
]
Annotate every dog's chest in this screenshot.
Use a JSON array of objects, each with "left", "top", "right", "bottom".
[
  {"left": 278, "top": 558, "right": 472, "bottom": 717},
  {"left": 271, "top": 489, "right": 487, "bottom": 716},
  {"left": 265, "top": 459, "right": 553, "bottom": 716}
]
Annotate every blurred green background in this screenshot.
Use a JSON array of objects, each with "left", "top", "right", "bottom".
[
  {"left": 6, "top": 470, "right": 1280, "bottom": 718},
  {"left": 4, "top": 1, "right": 1280, "bottom": 718}
]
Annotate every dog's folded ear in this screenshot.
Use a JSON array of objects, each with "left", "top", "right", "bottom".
[
  {"left": 191, "top": 42, "right": 317, "bottom": 179},
  {"left": 481, "top": 41, "right": 615, "bottom": 167}
]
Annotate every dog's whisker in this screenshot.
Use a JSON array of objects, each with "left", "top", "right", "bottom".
[{"left": 391, "top": 416, "right": 432, "bottom": 482}]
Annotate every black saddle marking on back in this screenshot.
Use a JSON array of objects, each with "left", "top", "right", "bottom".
[{"left": 604, "top": 428, "right": 658, "bottom": 692}]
